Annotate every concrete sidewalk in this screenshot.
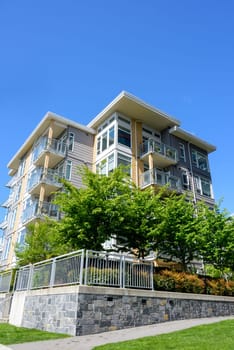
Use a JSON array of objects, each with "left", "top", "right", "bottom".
[{"left": 2, "top": 316, "right": 234, "bottom": 350}]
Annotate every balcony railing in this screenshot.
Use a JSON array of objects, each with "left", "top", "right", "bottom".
[
  {"left": 32, "top": 137, "right": 66, "bottom": 167},
  {"left": 27, "top": 168, "right": 63, "bottom": 195},
  {"left": 22, "top": 200, "right": 60, "bottom": 224},
  {"left": 140, "top": 168, "right": 181, "bottom": 191},
  {"left": 1, "top": 195, "right": 14, "bottom": 208},
  {"left": 140, "top": 139, "right": 178, "bottom": 167}
]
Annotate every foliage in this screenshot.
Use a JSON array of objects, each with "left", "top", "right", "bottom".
[
  {"left": 198, "top": 203, "right": 234, "bottom": 272},
  {"left": 154, "top": 269, "right": 205, "bottom": 294},
  {"left": 15, "top": 219, "right": 71, "bottom": 266},
  {"left": 93, "top": 320, "right": 234, "bottom": 350},
  {"left": 150, "top": 194, "right": 202, "bottom": 270},
  {"left": 54, "top": 166, "right": 163, "bottom": 258},
  {"left": 153, "top": 269, "right": 234, "bottom": 296}
]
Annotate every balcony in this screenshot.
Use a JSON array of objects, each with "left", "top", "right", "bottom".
[
  {"left": 140, "top": 168, "right": 181, "bottom": 191},
  {"left": 1, "top": 195, "right": 14, "bottom": 208},
  {"left": 33, "top": 137, "right": 66, "bottom": 167},
  {"left": 140, "top": 139, "right": 178, "bottom": 167},
  {"left": 0, "top": 219, "right": 8, "bottom": 230},
  {"left": 28, "top": 168, "right": 63, "bottom": 196},
  {"left": 22, "top": 200, "right": 60, "bottom": 224}
]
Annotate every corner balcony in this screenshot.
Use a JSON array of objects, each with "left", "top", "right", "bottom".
[
  {"left": 140, "top": 139, "right": 178, "bottom": 167},
  {"left": 28, "top": 168, "right": 63, "bottom": 197},
  {"left": 22, "top": 200, "right": 60, "bottom": 224},
  {"left": 33, "top": 138, "right": 66, "bottom": 168},
  {"left": 140, "top": 168, "right": 181, "bottom": 192}
]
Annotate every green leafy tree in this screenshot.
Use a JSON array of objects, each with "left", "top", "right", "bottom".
[
  {"left": 198, "top": 203, "right": 234, "bottom": 272},
  {"left": 15, "top": 219, "right": 71, "bottom": 266},
  {"left": 54, "top": 166, "right": 163, "bottom": 257},
  {"left": 150, "top": 193, "right": 202, "bottom": 271},
  {"left": 54, "top": 166, "right": 134, "bottom": 251}
]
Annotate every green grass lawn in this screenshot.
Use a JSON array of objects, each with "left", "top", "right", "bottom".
[
  {"left": 0, "top": 323, "right": 70, "bottom": 345},
  {"left": 93, "top": 320, "right": 234, "bottom": 350}
]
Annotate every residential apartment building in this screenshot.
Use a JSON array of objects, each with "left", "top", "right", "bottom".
[{"left": 0, "top": 91, "right": 216, "bottom": 270}]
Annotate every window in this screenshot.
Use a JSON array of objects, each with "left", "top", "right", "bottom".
[
  {"left": 182, "top": 172, "right": 189, "bottom": 190},
  {"left": 96, "top": 153, "right": 115, "bottom": 175},
  {"left": 102, "top": 132, "right": 107, "bottom": 152},
  {"left": 194, "top": 176, "right": 212, "bottom": 197},
  {"left": 68, "top": 132, "right": 75, "bottom": 151},
  {"left": 109, "top": 126, "right": 115, "bottom": 147},
  {"left": 117, "top": 153, "right": 131, "bottom": 174},
  {"left": 2, "top": 237, "right": 12, "bottom": 260},
  {"left": 179, "top": 143, "right": 186, "bottom": 162},
  {"left": 191, "top": 150, "right": 209, "bottom": 171},
  {"left": 9, "top": 208, "right": 17, "bottom": 230},
  {"left": 96, "top": 122, "right": 115, "bottom": 156},
  {"left": 18, "top": 157, "right": 26, "bottom": 177},
  {"left": 65, "top": 160, "right": 72, "bottom": 180},
  {"left": 97, "top": 137, "right": 101, "bottom": 155},
  {"left": 17, "top": 229, "right": 27, "bottom": 250},
  {"left": 108, "top": 153, "right": 114, "bottom": 173},
  {"left": 118, "top": 126, "right": 131, "bottom": 147}
]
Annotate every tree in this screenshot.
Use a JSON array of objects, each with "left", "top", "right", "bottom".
[
  {"left": 54, "top": 166, "right": 134, "bottom": 251},
  {"left": 54, "top": 166, "right": 163, "bottom": 257},
  {"left": 15, "top": 219, "right": 71, "bottom": 266},
  {"left": 150, "top": 193, "right": 202, "bottom": 271},
  {"left": 198, "top": 203, "right": 234, "bottom": 272}
]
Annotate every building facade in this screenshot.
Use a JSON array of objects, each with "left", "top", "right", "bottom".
[{"left": 0, "top": 92, "right": 216, "bottom": 270}]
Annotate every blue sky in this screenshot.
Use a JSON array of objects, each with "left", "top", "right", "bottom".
[{"left": 0, "top": 0, "right": 234, "bottom": 222}]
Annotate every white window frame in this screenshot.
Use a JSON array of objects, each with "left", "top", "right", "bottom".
[{"left": 68, "top": 132, "right": 75, "bottom": 152}]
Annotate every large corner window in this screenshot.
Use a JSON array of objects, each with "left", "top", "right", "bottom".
[
  {"left": 96, "top": 118, "right": 116, "bottom": 157},
  {"left": 96, "top": 153, "right": 115, "bottom": 176},
  {"left": 117, "top": 153, "right": 131, "bottom": 175},
  {"left": 192, "top": 150, "right": 209, "bottom": 171},
  {"left": 118, "top": 126, "right": 131, "bottom": 147}
]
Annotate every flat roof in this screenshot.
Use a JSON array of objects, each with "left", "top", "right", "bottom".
[
  {"left": 88, "top": 91, "right": 181, "bottom": 131},
  {"left": 8, "top": 112, "right": 95, "bottom": 173},
  {"left": 169, "top": 126, "right": 216, "bottom": 153}
]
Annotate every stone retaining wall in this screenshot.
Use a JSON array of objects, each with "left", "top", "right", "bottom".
[{"left": 9, "top": 286, "right": 234, "bottom": 336}]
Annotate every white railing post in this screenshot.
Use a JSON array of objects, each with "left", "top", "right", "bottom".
[
  {"left": 27, "top": 264, "right": 34, "bottom": 290},
  {"left": 49, "top": 258, "right": 56, "bottom": 287},
  {"left": 150, "top": 262, "right": 154, "bottom": 290},
  {"left": 79, "top": 249, "right": 85, "bottom": 285},
  {"left": 84, "top": 250, "right": 89, "bottom": 285},
  {"left": 121, "top": 255, "right": 125, "bottom": 288}
]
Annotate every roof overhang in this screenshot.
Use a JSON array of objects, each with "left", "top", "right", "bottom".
[
  {"left": 8, "top": 112, "right": 95, "bottom": 174},
  {"left": 169, "top": 126, "right": 216, "bottom": 153},
  {"left": 88, "top": 91, "right": 181, "bottom": 131}
]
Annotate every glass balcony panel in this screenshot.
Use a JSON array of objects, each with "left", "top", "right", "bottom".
[
  {"left": 33, "top": 137, "right": 66, "bottom": 166},
  {"left": 27, "top": 168, "right": 63, "bottom": 195},
  {"left": 22, "top": 200, "right": 60, "bottom": 223},
  {"left": 141, "top": 139, "right": 178, "bottom": 167},
  {"left": 140, "top": 168, "right": 181, "bottom": 192}
]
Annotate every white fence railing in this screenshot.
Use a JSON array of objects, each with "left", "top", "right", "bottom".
[
  {"left": 14, "top": 250, "right": 154, "bottom": 291},
  {"left": 0, "top": 271, "right": 12, "bottom": 293}
]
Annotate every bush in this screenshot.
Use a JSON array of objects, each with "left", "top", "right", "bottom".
[{"left": 154, "top": 269, "right": 234, "bottom": 296}]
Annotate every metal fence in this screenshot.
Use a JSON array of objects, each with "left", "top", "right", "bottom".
[
  {"left": 0, "top": 271, "right": 12, "bottom": 293},
  {"left": 14, "top": 250, "right": 154, "bottom": 291}
]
